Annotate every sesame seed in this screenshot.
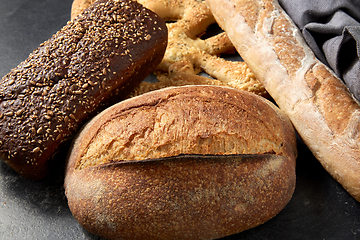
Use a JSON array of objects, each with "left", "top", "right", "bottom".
[
  {"left": 32, "top": 147, "right": 40, "bottom": 153},
  {"left": 15, "top": 109, "right": 24, "bottom": 116},
  {"left": 144, "top": 34, "right": 151, "bottom": 41}
]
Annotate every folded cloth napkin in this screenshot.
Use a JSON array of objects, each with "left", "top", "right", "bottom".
[{"left": 278, "top": 0, "right": 360, "bottom": 101}]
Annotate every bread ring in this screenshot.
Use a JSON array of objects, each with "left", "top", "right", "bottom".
[{"left": 71, "top": 0, "right": 267, "bottom": 97}]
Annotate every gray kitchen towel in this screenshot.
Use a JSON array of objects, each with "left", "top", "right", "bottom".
[{"left": 278, "top": 0, "right": 360, "bottom": 101}]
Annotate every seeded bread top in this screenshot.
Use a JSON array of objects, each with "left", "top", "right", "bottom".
[{"left": 0, "top": 0, "right": 167, "bottom": 179}]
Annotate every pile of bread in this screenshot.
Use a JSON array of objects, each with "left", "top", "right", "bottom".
[{"left": 1, "top": 0, "right": 359, "bottom": 239}]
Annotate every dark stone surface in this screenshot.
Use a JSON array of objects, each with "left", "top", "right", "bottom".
[{"left": 0, "top": 1, "right": 359, "bottom": 239}]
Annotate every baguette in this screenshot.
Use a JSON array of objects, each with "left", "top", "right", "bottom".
[
  {"left": 206, "top": 0, "right": 360, "bottom": 201},
  {"left": 64, "top": 85, "right": 297, "bottom": 240},
  {"left": 0, "top": 0, "right": 167, "bottom": 179}
]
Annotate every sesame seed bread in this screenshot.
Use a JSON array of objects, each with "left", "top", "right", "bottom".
[
  {"left": 64, "top": 85, "right": 297, "bottom": 240},
  {"left": 0, "top": 0, "right": 167, "bottom": 180},
  {"left": 206, "top": 0, "right": 360, "bottom": 201}
]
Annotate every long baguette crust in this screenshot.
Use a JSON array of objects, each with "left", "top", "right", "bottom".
[
  {"left": 0, "top": 0, "right": 167, "bottom": 179},
  {"left": 206, "top": 0, "right": 360, "bottom": 200}
]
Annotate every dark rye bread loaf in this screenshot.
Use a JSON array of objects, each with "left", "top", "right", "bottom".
[
  {"left": 0, "top": 0, "right": 167, "bottom": 180},
  {"left": 64, "top": 85, "right": 297, "bottom": 240}
]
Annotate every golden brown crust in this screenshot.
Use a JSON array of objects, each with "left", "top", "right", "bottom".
[
  {"left": 65, "top": 85, "right": 297, "bottom": 239},
  {"left": 74, "top": 85, "right": 296, "bottom": 169},
  {"left": 206, "top": 0, "right": 360, "bottom": 200},
  {"left": 0, "top": 0, "right": 167, "bottom": 179},
  {"left": 71, "top": 0, "right": 267, "bottom": 96},
  {"left": 305, "top": 64, "right": 360, "bottom": 134}
]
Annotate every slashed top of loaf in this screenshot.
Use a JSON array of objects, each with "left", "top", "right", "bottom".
[{"left": 75, "top": 86, "right": 294, "bottom": 170}]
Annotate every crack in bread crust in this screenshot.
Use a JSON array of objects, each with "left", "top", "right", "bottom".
[{"left": 72, "top": 86, "right": 295, "bottom": 170}]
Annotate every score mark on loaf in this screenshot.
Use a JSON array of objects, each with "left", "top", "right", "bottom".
[
  {"left": 0, "top": 0, "right": 167, "bottom": 179},
  {"left": 64, "top": 85, "right": 297, "bottom": 240}
]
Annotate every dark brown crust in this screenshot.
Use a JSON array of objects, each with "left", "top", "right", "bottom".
[
  {"left": 0, "top": 0, "right": 167, "bottom": 179},
  {"left": 64, "top": 85, "right": 297, "bottom": 239}
]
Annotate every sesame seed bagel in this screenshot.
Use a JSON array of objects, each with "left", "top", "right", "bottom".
[{"left": 0, "top": 0, "right": 167, "bottom": 179}]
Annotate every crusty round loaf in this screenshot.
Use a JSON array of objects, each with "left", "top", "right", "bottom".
[{"left": 64, "top": 85, "right": 297, "bottom": 240}]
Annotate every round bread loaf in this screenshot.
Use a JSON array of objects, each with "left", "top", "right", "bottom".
[{"left": 64, "top": 85, "right": 297, "bottom": 240}]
